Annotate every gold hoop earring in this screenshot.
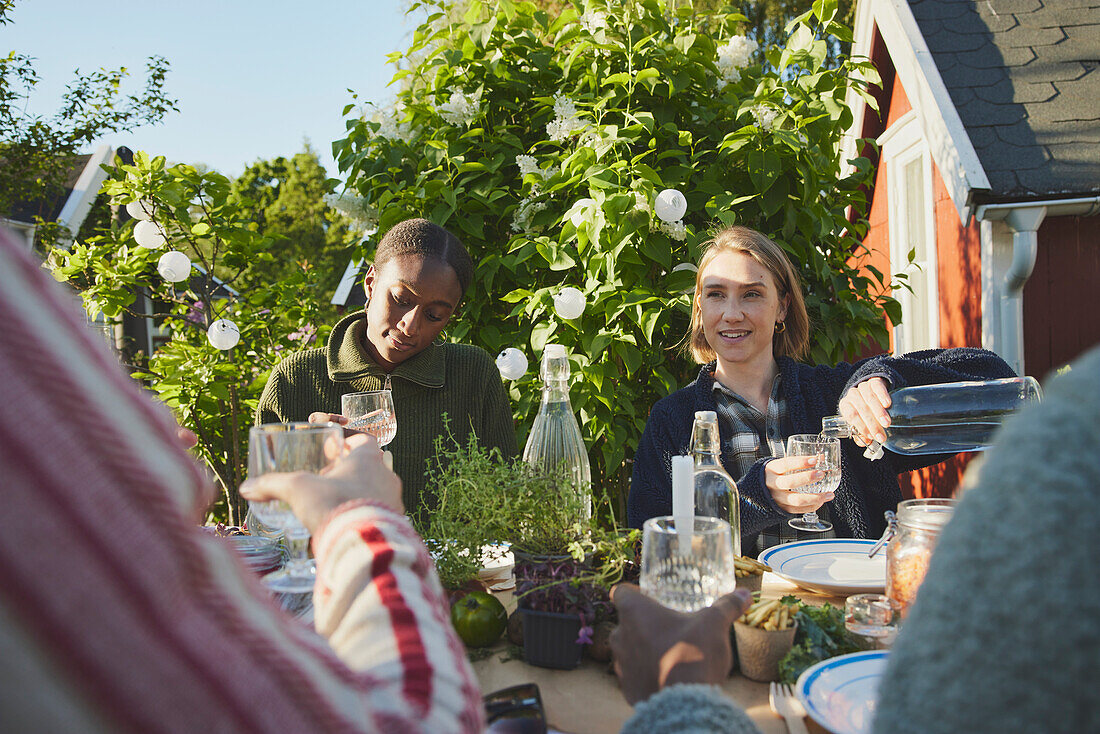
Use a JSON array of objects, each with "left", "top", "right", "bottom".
[{"left": 774, "top": 321, "right": 786, "bottom": 334}]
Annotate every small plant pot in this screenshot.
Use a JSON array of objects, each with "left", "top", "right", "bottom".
[
  {"left": 520, "top": 608, "right": 584, "bottom": 670},
  {"left": 736, "top": 572, "right": 763, "bottom": 594},
  {"left": 511, "top": 549, "right": 580, "bottom": 568},
  {"left": 733, "top": 621, "right": 797, "bottom": 682}
]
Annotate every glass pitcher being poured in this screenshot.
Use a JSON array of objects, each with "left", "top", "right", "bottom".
[{"left": 821, "top": 376, "right": 1042, "bottom": 460}]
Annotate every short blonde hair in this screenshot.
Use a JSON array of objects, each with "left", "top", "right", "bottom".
[{"left": 686, "top": 226, "right": 810, "bottom": 363}]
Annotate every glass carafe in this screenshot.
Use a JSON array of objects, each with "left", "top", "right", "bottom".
[
  {"left": 821, "top": 376, "right": 1041, "bottom": 460},
  {"left": 690, "top": 411, "right": 741, "bottom": 557},
  {"left": 523, "top": 344, "right": 592, "bottom": 517}
]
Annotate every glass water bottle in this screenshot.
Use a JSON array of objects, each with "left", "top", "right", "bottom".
[
  {"left": 523, "top": 344, "right": 592, "bottom": 517},
  {"left": 821, "top": 376, "right": 1041, "bottom": 460},
  {"left": 690, "top": 410, "right": 741, "bottom": 557}
]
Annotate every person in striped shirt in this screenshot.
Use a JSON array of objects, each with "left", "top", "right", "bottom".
[{"left": 0, "top": 227, "right": 485, "bottom": 733}]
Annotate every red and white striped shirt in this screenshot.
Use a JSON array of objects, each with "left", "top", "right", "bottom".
[{"left": 0, "top": 228, "right": 485, "bottom": 733}]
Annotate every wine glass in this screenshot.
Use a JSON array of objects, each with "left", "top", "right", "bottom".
[
  {"left": 342, "top": 390, "right": 397, "bottom": 448},
  {"left": 639, "top": 515, "right": 736, "bottom": 612},
  {"left": 785, "top": 434, "right": 841, "bottom": 533},
  {"left": 248, "top": 422, "right": 346, "bottom": 594}
]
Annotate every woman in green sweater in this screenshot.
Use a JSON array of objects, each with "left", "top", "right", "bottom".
[{"left": 256, "top": 218, "right": 517, "bottom": 515}]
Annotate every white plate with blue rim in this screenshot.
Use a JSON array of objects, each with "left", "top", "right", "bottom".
[
  {"left": 758, "top": 539, "right": 886, "bottom": 596},
  {"left": 796, "top": 650, "right": 889, "bottom": 734}
]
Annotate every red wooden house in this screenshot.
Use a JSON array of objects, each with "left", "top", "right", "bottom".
[{"left": 843, "top": 0, "right": 1100, "bottom": 496}]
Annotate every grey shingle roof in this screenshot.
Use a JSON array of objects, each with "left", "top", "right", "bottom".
[{"left": 908, "top": 0, "right": 1100, "bottom": 202}]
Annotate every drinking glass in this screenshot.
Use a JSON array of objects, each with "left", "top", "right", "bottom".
[
  {"left": 786, "top": 434, "right": 841, "bottom": 533},
  {"left": 342, "top": 390, "right": 397, "bottom": 448},
  {"left": 248, "top": 422, "right": 346, "bottom": 594},
  {"left": 845, "top": 593, "right": 901, "bottom": 649},
  {"left": 640, "top": 516, "right": 736, "bottom": 612}
]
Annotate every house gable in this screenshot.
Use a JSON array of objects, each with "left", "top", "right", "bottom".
[{"left": 845, "top": 0, "right": 990, "bottom": 224}]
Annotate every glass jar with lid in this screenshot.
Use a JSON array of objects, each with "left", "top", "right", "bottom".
[{"left": 883, "top": 498, "right": 957, "bottom": 618}]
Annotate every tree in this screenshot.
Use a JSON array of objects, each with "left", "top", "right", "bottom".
[
  {"left": 0, "top": 0, "right": 178, "bottom": 249},
  {"left": 335, "top": 0, "right": 894, "bottom": 517},
  {"left": 49, "top": 153, "right": 333, "bottom": 525},
  {"left": 232, "top": 144, "right": 357, "bottom": 298}
]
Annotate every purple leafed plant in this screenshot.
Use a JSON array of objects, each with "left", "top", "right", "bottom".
[{"left": 514, "top": 558, "right": 610, "bottom": 645}]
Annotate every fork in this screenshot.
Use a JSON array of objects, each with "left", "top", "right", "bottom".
[{"left": 769, "top": 681, "right": 809, "bottom": 734}]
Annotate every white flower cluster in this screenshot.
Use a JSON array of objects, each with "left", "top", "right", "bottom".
[
  {"left": 374, "top": 103, "right": 415, "bottom": 143},
  {"left": 751, "top": 104, "right": 779, "bottom": 131},
  {"left": 579, "top": 10, "right": 608, "bottom": 34},
  {"left": 716, "top": 35, "right": 758, "bottom": 86},
  {"left": 511, "top": 196, "right": 548, "bottom": 233},
  {"left": 546, "top": 93, "right": 589, "bottom": 142},
  {"left": 659, "top": 219, "right": 687, "bottom": 241},
  {"left": 324, "top": 193, "right": 379, "bottom": 233},
  {"left": 438, "top": 89, "right": 480, "bottom": 126},
  {"left": 633, "top": 191, "right": 651, "bottom": 214},
  {"left": 516, "top": 154, "right": 558, "bottom": 183}
]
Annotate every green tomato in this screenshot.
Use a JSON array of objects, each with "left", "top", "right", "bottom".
[{"left": 450, "top": 591, "right": 507, "bottom": 648}]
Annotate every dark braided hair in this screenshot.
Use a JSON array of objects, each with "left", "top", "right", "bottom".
[{"left": 372, "top": 218, "right": 475, "bottom": 299}]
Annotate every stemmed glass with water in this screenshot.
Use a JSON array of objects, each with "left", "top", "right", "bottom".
[
  {"left": 785, "top": 433, "right": 841, "bottom": 533},
  {"left": 248, "top": 422, "right": 346, "bottom": 593},
  {"left": 342, "top": 390, "right": 397, "bottom": 449}
]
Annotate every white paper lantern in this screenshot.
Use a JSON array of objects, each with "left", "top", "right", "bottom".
[
  {"left": 495, "top": 347, "right": 529, "bottom": 380},
  {"left": 654, "top": 188, "right": 687, "bottom": 223},
  {"left": 133, "top": 219, "right": 167, "bottom": 249},
  {"left": 553, "top": 286, "right": 586, "bottom": 320},
  {"left": 207, "top": 319, "right": 240, "bottom": 350},
  {"left": 126, "top": 199, "right": 154, "bottom": 221},
  {"left": 157, "top": 250, "right": 192, "bottom": 283}
]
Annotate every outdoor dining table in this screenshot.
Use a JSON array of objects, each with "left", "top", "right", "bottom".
[{"left": 473, "top": 573, "right": 847, "bottom": 734}]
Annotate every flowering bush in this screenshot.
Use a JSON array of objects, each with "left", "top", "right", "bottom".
[
  {"left": 49, "top": 152, "right": 332, "bottom": 523},
  {"left": 334, "top": 0, "right": 894, "bottom": 514}
]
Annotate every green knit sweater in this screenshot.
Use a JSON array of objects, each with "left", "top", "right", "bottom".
[{"left": 256, "top": 311, "right": 517, "bottom": 514}]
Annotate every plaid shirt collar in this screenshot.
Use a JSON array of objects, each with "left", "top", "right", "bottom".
[{"left": 710, "top": 373, "right": 835, "bottom": 552}]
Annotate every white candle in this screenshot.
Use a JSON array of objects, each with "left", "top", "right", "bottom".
[{"left": 671, "top": 455, "right": 694, "bottom": 554}]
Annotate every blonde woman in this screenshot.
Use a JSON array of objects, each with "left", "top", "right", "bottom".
[{"left": 628, "top": 226, "right": 1014, "bottom": 553}]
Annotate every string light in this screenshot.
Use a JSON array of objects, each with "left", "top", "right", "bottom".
[
  {"left": 553, "top": 286, "right": 586, "bottom": 320},
  {"left": 157, "top": 250, "right": 192, "bottom": 282},
  {"left": 207, "top": 319, "right": 240, "bottom": 350},
  {"left": 125, "top": 200, "right": 154, "bottom": 221},
  {"left": 654, "top": 188, "right": 687, "bottom": 223},
  {"left": 496, "top": 348, "right": 529, "bottom": 380},
  {"left": 133, "top": 220, "right": 167, "bottom": 249}
]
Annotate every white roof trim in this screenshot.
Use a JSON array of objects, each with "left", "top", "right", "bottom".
[
  {"left": 845, "top": 0, "right": 990, "bottom": 224},
  {"left": 331, "top": 257, "right": 364, "bottom": 306},
  {"left": 56, "top": 144, "right": 115, "bottom": 245}
]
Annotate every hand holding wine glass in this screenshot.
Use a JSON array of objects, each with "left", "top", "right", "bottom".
[
  {"left": 244, "top": 422, "right": 347, "bottom": 594},
  {"left": 639, "top": 515, "right": 737, "bottom": 613},
  {"left": 341, "top": 390, "right": 397, "bottom": 447},
  {"left": 783, "top": 434, "right": 841, "bottom": 533},
  {"left": 241, "top": 432, "right": 403, "bottom": 534}
]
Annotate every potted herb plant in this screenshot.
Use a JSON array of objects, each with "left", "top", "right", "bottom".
[{"left": 420, "top": 430, "right": 638, "bottom": 668}]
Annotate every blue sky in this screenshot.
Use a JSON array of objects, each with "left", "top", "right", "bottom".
[{"left": 6, "top": 0, "right": 420, "bottom": 179}]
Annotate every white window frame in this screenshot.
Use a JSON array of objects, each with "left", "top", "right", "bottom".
[{"left": 879, "top": 110, "right": 939, "bottom": 354}]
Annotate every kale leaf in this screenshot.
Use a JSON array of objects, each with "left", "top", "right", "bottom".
[{"left": 777, "top": 603, "right": 862, "bottom": 684}]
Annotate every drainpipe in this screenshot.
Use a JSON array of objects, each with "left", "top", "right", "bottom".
[
  {"left": 975, "top": 196, "right": 1100, "bottom": 376},
  {"left": 1000, "top": 207, "right": 1045, "bottom": 376}
]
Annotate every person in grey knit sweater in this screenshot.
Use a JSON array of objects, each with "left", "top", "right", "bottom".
[{"left": 612, "top": 345, "right": 1100, "bottom": 734}]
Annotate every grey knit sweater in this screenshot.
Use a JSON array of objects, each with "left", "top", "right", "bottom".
[
  {"left": 256, "top": 312, "right": 517, "bottom": 515},
  {"left": 872, "top": 346, "right": 1100, "bottom": 733}
]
